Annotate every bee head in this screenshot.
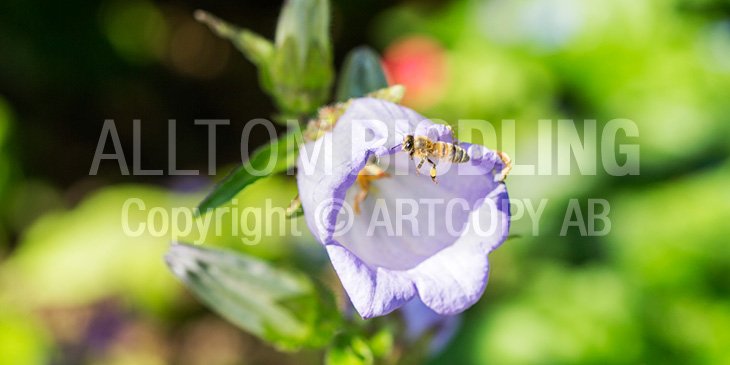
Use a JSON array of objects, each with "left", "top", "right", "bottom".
[{"left": 402, "top": 135, "right": 414, "bottom": 152}]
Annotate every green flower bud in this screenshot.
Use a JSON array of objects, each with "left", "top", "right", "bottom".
[
  {"left": 275, "top": 0, "right": 330, "bottom": 66},
  {"left": 270, "top": 0, "right": 333, "bottom": 115},
  {"left": 196, "top": 0, "right": 333, "bottom": 117},
  {"left": 335, "top": 46, "right": 389, "bottom": 102}
]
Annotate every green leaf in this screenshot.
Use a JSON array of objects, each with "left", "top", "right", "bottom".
[
  {"left": 165, "top": 243, "right": 341, "bottom": 351},
  {"left": 336, "top": 46, "right": 389, "bottom": 102},
  {"left": 197, "top": 127, "right": 302, "bottom": 216}
]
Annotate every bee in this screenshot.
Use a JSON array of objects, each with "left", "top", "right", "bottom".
[
  {"left": 401, "top": 127, "right": 512, "bottom": 184},
  {"left": 401, "top": 127, "right": 469, "bottom": 184},
  {"left": 352, "top": 128, "right": 512, "bottom": 213}
]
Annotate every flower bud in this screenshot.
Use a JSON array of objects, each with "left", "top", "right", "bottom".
[
  {"left": 269, "top": 0, "right": 333, "bottom": 115},
  {"left": 335, "top": 46, "right": 389, "bottom": 102},
  {"left": 196, "top": 0, "right": 333, "bottom": 117}
]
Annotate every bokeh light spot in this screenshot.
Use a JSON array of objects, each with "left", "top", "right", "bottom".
[
  {"left": 100, "top": 0, "right": 168, "bottom": 65},
  {"left": 382, "top": 35, "right": 447, "bottom": 110}
]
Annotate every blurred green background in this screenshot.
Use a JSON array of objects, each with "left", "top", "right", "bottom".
[{"left": 1, "top": 0, "right": 730, "bottom": 363}]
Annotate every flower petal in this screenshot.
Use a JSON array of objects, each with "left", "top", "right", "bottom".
[
  {"left": 326, "top": 243, "right": 416, "bottom": 318},
  {"left": 411, "top": 183, "right": 510, "bottom": 315},
  {"left": 408, "top": 237, "right": 490, "bottom": 315}
]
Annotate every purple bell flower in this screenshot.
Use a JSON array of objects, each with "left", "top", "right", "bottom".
[{"left": 297, "top": 98, "right": 510, "bottom": 319}]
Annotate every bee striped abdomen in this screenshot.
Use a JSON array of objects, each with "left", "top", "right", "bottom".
[
  {"left": 452, "top": 144, "right": 469, "bottom": 163},
  {"left": 432, "top": 142, "right": 469, "bottom": 163}
]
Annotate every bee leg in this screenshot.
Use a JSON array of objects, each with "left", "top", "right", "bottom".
[
  {"left": 427, "top": 158, "right": 438, "bottom": 184},
  {"left": 495, "top": 150, "right": 512, "bottom": 182},
  {"left": 416, "top": 157, "right": 426, "bottom": 175}
]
